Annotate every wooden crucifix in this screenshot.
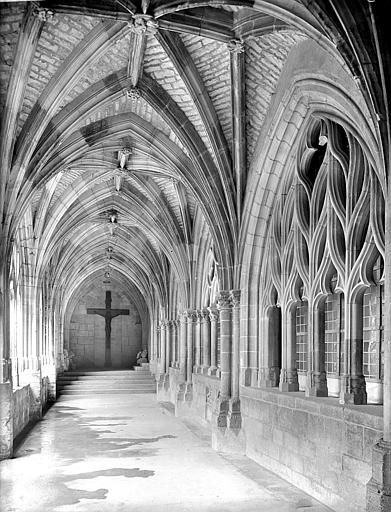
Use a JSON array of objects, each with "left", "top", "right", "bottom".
[{"left": 87, "top": 290, "right": 129, "bottom": 367}]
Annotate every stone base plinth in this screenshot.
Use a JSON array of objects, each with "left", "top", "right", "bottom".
[
  {"left": 366, "top": 440, "right": 391, "bottom": 512},
  {"left": 0, "top": 382, "right": 13, "bottom": 460},
  {"left": 212, "top": 398, "right": 245, "bottom": 454}
]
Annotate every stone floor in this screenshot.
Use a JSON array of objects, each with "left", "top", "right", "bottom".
[{"left": 0, "top": 393, "right": 333, "bottom": 512}]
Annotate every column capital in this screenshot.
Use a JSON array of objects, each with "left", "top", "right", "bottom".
[
  {"left": 217, "top": 290, "right": 231, "bottom": 309},
  {"left": 126, "top": 85, "right": 141, "bottom": 100},
  {"left": 184, "top": 309, "right": 197, "bottom": 322},
  {"left": 195, "top": 310, "right": 204, "bottom": 322},
  {"left": 199, "top": 309, "right": 209, "bottom": 321},
  {"left": 128, "top": 14, "right": 158, "bottom": 35},
  {"left": 33, "top": 7, "right": 54, "bottom": 22},
  {"left": 207, "top": 306, "right": 219, "bottom": 322},
  {"left": 230, "top": 289, "right": 241, "bottom": 307}
]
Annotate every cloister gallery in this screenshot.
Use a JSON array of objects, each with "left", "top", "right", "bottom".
[{"left": 0, "top": 1, "right": 390, "bottom": 511}]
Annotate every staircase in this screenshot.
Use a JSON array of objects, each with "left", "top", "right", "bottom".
[{"left": 56, "top": 364, "right": 156, "bottom": 397}]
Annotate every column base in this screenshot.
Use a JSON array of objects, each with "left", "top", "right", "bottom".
[
  {"left": 208, "top": 366, "right": 218, "bottom": 376},
  {"left": 0, "top": 382, "right": 13, "bottom": 460},
  {"left": 201, "top": 365, "right": 210, "bottom": 375},
  {"left": 212, "top": 398, "right": 245, "bottom": 454},
  {"left": 279, "top": 369, "right": 299, "bottom": 392},
  {"left": 241, "top": 367, "right": 253, "bottom": 386},
  {"left": 163, "top": 373, "right": 170, "bottom": 391},
  {"left": 339, "top": 375, "right": 367, "bottom": 405},
  {"left": 176, "top": 382, "right": 186, "bottom": 402},
  {"left": 366, "top": 440, "right": 391, "bottom": 512},
  {"left": 214, "top": 397, "right": 229, "bottom": 428},
  {"left": 227, "top": 399, "right": 242, "bottom": 430},
  {"left": 184, "top": 382, "right": 193, "bottom": 402},
  {"left": 193, "top": 365, "right": 203, "bottom": 374},
  {"left": 306, "top": 371, "right": 328, "bottom": 397}
]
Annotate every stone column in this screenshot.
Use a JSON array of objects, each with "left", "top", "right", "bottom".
[
  {"left": 279, "top": 304, "right": 299, "bottom": 392},
  {"left": 185, "top": 310, "right": 196, "bottom": 400},
  {"left": 159, "top": 321, "right": 166, "bottom": 376},
  {"left": 208, "top": 307, "right": 218, "bottom": 376},
  {"left": 178, "top": 314, "right": 187, "bottom": 382},
  {"left": 201, "top": 309, "right": 211, "bottom": 374},
  {"left": 228, "top": 290, "right": 242, "bottom": 429},
  {"left": 307, "top": 301, "right": 328, "bottom": 397},
  {"left": 165, "top": 321, "right": 171, "bottom": 374},
  {"left": 176, "top": 313, "right": 187, "bottom": 401},
  {"left": 26, "top": 284, "right": 42, "bottom": 421},
  {"left": 258, "top": 306, "right": 281, "bottom": 387},
  {"left": 154, "top": 323, "right": 160, "bottom": 361},
  {"left": 194, "top": 310, "right": 202, "bottom": 373},
  {"left": 217, "top": 291, "right": 232, "bottom": 400},
  {"left": 340, "top": 299, "right": 367, "bottom": 405},
  {"left": 172, "top": 320, "right": 178, "bottom": 367},
  {"left": 230, "top": 290, "right": 241, "bottom": 401},
  {"left": 366, "top": 192, "right": 391, "bottom": 510}
]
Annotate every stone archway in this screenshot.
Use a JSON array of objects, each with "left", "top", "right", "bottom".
[{"left": 68, "top": 283, "right": 142, "bottom": 370}]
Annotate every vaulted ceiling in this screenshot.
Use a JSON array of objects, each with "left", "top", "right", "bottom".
[{"left": 0, "top": 1, "right": 389, "bottom": 313}]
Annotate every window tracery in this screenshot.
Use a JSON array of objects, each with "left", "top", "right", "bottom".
[{"left": 260, "top": 116, "right": 385, "bottom": 402}]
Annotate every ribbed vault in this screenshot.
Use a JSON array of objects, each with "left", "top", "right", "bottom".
[{"left": 0, "top": 0, "right": 388, "bottom": 371}]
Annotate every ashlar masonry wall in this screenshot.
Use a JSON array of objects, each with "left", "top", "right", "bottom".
[
  {"left": 240, "top": 387, "right": 382, "bottom": 512},
  {"left": 69, "top": 286, "right": 142, "bottom": 369}
]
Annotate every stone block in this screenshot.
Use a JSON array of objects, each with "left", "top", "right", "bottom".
[
  {"left": 276, "top": 406, "right": 293, "bottom": 431},
  {"left": 307, "top": 414, "right": 325, "bottom": 442},
  {"left": 319, "top": 402, "right": 344, "bottom": 420},
  {"left": 272, "top": 427, "right": 284, "bottom": 445},
  {"left": 363, "top": 428, "right": 382, "bottom": 463},
  {"left": 283, "top": 431, "right": 299, "bottom": 452},
  {"left": 342, "top": 454, "right": 371, "bottom": 485},
  {"left": 344, "top": 408, "right": 383, "bottom": 431},
  {"left": 0, "top": 383, "right": 13, "bottom": 459},
  {"left": 290, "top": 409, "right": 308, "bottom": 439},
  {"left": 345, "top": 423, "right": 364, "bottom": 459},
  {"left": 294, "top": 396, "right": 320, "bottom": 415}
]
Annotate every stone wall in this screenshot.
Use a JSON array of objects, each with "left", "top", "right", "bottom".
[
  {"left": 240, "top": 386, "right": 382, "bottom": 512},
  {"left": 13, "top": 385, "right": 30, "bottom": 438},
  {"left": 69, "top": 287, "right": 142, "bottom": 369}
]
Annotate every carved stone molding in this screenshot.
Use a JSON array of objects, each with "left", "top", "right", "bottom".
[
  {"left": 184, "top": 309, "right": 197, "bottom": 322},
  {"left": 33, "top": 7, "right": 54, "bottom": 22},
  {"left": 118, "top": 147, "right": 132, "bottom": 169},
  {"left": 207, "top": 307, "right": 219, "bottom": 322},
  {"left": 217, "top": 290, "right": 231, "bottom": 309},
  {"left": 230, "top": 289, "right": 241, "bottom": 307},
  {"left": 126, "top": 86, "right": 141, "bottom": 100},
  {"left": 227, "top": 39, "right": 244, "bottom": 54},
  {"left": 128, "top": 14, "right": 158, "bottom": 35}
]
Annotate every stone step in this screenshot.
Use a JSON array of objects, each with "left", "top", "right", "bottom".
[
  {"left": 57, "top": 383, "right": 156, "bottom": 390},
  {"left": 56, "top": 368, "right": 156, "bottom": 397},
  {"left": 63, "top": 370, "right": 147, "bottom": 376},
  {"left": 58, "top": 375, "right": 153, "bottom": 381},
  {"left": 59, "top": 388, "right": 156, "bottom": 395}
]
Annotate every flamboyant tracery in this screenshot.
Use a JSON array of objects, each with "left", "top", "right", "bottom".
[{"left": 0, "top": 2, "right": 390, "bottom": 511}]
